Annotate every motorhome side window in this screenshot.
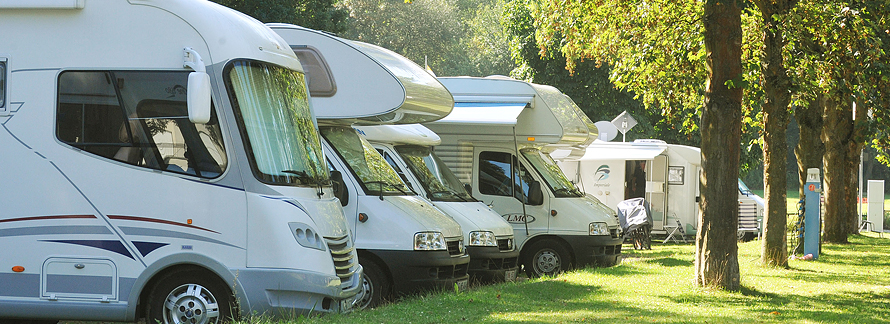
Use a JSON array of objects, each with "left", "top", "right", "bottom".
[
  {"left": 56, "top": 71, "right": 227, "bottom": 178},
  {"left": 478, "top": 151, "right": 533, "bottom": 202}
]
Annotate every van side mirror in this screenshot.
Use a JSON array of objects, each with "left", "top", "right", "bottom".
[
  {"left": 527, "top": 180, "right": 544, "bottom": 206},
  {"left": 187, "top": 72, "right": 212, "bottom": 124},
  {"left": 331, "top": 170, "right": 349, "bottom": 206}
]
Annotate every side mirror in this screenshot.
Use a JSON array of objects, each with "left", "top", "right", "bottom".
[
  {"left": 463, "top": 183, "right": 473, "bottom": 195},
  {"left": 527, "top": 180, "right": 544, "bottom": 206},
  {"left": 187, "top": 71, "right": 212, "bottom": 124},
  {"left": 331, "top": 170, "right": 349, "bottom": 206}
]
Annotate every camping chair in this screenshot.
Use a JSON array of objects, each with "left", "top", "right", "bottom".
[{"left": 662, "top": 218, "right": 687, "bottom": 244}]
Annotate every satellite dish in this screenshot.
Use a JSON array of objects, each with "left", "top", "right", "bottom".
[{"left": 594, "top": 121, "right": 618, "bottom": 142}]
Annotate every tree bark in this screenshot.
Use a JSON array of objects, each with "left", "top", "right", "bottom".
[
  {"left": 755, "top": 0, "right": 795, "bottom": 268},
  {"left": 821, "top": 96, "right": 852, "bottom": 243},
  {"left": 696, "top": 0, "right": 742, "bottom": 290},
  {"left": 844, "top": 99, "right": 868, "bottom": 234},
  {"left": 796, "top": 94, "right": 824, "bottom": 200}
]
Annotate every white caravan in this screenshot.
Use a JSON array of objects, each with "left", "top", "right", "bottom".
[
  {"left": 425, "top": 76, "right": 623, "bottom": 278},
  {"left": 554, "top": 140, "right": 765, "bottom": 241},
  {"left": 357, "top": 124, "right": 521, "bottom": 282},
  {"left": 269, "top": 24, "right": 469, "bottom": 309},
  {"left": 0, "top": 1, "right": 362, "bottom": 323}
]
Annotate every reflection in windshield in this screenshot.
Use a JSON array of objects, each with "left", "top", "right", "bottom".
[
  {"left": 522, "top": 149, "right": 582, "bottom": 198},
  {"left": 227, "top": 60, "right": 328, "bottom": 186},
  {"left": 321, "top": 126, "right": 411, "bottom": 195},
  {"left": 395, "top": 145, "right": 474, "bottom": 202}
]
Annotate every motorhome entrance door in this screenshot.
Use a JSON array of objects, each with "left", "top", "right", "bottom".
[{"left": 646, "top": 155, "right": 668, "bottom": 230}]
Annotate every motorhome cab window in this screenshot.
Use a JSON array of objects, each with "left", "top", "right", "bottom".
[
  {"left": 396, "top": 145, "right": 474, "bottom": 202},
  {"left": 478, "top": 151, "right": 534, "bottom": 202},
  {"left": 56, "top": 71, "right": 227, "bottom": 178},
  {"left": 227, "top": 61, "right": 328, "bottom": 186},
  {"left": 521, "top": 149, "right": 583, "bottom": 198},
  {"left": 320, "top": 127, "right": 411, "bottom": 195}
]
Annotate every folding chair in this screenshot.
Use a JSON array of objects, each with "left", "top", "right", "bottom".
[{"left": 662, "top": 218, "right": 687, "bottom": 244}]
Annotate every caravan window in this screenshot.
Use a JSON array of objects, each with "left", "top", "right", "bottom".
[
  {"left": 0, "top": 59, "right": 6, "bottom": 110},
  {"left": 478, "top": 151, "right": 534, "bottom": 202},
  {"left": 56, "top": 71, "right": 227, "bottom": 178}
]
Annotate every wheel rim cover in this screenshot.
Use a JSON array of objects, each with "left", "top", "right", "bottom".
[
  {"left": 163, "top": 283, "right": 220, "bottom": 324},
  {"left": 534, "top": 250, "right": 560, "bottom": 274},
  {"left": 355, "top": 273, "right": 374, "bottom": 309}
]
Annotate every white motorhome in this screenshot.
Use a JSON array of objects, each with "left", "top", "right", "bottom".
[
  {"left": 554, "top": 140, "right": 765, "bottom": 241},
  {"left": 0, "top": 1, "right": 363, "bottom": 323},
  {"left": 269, "top": 25, "right": 469, "bottom": 309},
  {"left": 425, "top": 76, "right": 623, "bottom": 278},
  {"left": 357, "top": 124, "right": 521, "bottom": 282}
]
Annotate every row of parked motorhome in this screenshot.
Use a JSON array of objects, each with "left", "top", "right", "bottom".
[{"left": 1, "top": 1, "right": 625, "bottom": 323}]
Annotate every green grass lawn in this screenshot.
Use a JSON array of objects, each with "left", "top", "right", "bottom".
[{"left": 237, "top": 232, "right": 890, "bottom": 324}]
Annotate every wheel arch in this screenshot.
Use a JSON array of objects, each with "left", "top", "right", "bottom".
[
  {"left": 519, "top": 235, "right": 576, "bottom": 268},
  {"left": 128, "top": 253, "right": 244, "bottom": 321}
]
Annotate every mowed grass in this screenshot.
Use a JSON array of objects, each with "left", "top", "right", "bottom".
[{"left": 240, "top": 232, "right": 890, "bottom": 324}]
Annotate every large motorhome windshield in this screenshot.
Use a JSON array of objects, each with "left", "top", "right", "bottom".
[
  {"left": 321, "top": 127, "right": 412, "bottom": 196},
  {"left": 227, "top": 60, "right": 328, "bottom": 186},
  {"left": 521, "top": 149, "right": 583, "bottom": 198},
  {"left": 395, "top": 145, "right": 474, "bottom": 202}
]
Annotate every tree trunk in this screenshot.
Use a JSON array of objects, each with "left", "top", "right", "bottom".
[
  {"left": 844, "top": 100, "right": 868, "bottom": 234},
  {"left": 696, "top": 0, "right": 742, "bottom": 290},
  {"left": 756, "top": 0, "right": 794, "bottom": 268},
  {"left": 796, "top": 94, "right": 824, "bottom": 200},
  {"left": 821, "top": 96, "right": 852, "bottom": 244}
]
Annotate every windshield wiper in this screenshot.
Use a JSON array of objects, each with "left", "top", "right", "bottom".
[
  {"left": 429, "top": 190, "right": 470, "bottom": 202},
  {"left": 553, "top": 187, "right": 583, "bottom": 197},
  {"left": 364, "top": 181, "right": 410, "bottom": 196}
]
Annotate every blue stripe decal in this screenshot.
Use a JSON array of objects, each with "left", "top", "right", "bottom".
[
  {"left": 132, "top": 241, "right": 169, "bottom": 257},
  {"left": 183, "top": 178, "right": 245, "bottom": 191},
  {"left": 1, "top": 123, "right": 32, "bottom": 149},
  {"left": 46, "top": 274, "right": 113, "bottom": 295},
  {"left": 119, "top": 227, "right": 243, "bottom": 250},
  {"left": 46, "top": 161, "right": 146, "bottom": 267},
  {"left": 43, "top": 240, "right": 134, "bottom": 260},
  {"left": 0, "top": 273, "right": 39, "bottom": 298},
  {"left": 0, "top": 225, "right": 111, "bottom": 237},
  {"left": 260, "top": 195, "right": 307, "bottom": 214}
]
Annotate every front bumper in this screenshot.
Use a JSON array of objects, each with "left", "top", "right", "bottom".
[
  {"left": 369, "top": 249, "right": 470, "bottom": 296},
  {"left": 466, "top": 246, "right": 520, "bottom": 282},
  {"left": 234, "top": 265, "right": 363, "bottom": 317},
  {"left": 560, "top": 234, "right": 623, "bottom": 267}
]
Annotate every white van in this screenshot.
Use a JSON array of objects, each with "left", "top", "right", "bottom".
[
  {"left": 554, "top": 140, "right": 765, "bottom": 241},
  {"left": 426, "top": 76, "right": 623, "bottom": 278},
  {"left": 0, "top": 2, "right": 362, "bottom": 323},
  {"left": 357, "top": 124, "right": 521, "bottom": 282},
  {"left": 269, "top": 24, "right": 469, "bottom": 309}
]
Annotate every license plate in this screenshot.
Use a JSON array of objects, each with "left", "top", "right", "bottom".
[
  {"left": 504, "top": 269, "right": 517, "bottom": 282},
  {"left": 455, "top": 279, "right": 469, "bottom": 292}
]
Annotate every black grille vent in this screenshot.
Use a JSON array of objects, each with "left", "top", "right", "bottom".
[
  {"left": 497, "top": 238, "right": 514, "bottom": 251},
  {"left": 326, "top": 235, "right": 358, "bottom": 289},
  {"left": 446, "top": 239, "right": 463, "bottom": 256}
]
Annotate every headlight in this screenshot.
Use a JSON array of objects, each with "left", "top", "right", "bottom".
[
  {"left": 589, "top": 222, "right": 610, "bottom": 236},
  {"left": 289, "top": 222, "right": 327, "bottom": 251},
  {"left": 414, "top": 232, "right": 447, "bottom": 251},
  {"left": 468, "top": 231, "right": 497, "bottom": 247}
]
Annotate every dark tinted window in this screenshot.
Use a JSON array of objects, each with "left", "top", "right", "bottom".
[
  {"left": 56, "top": 71, "right": 226, "bottom": 178},
  {"left": 478, "top": 151, "right": 533, "bottom": 202}
]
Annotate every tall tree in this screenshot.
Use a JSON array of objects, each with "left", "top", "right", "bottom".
[
  {"left": 753, "top": 0, "right": 797, "bottom": 268},
  {"left": 212, "top": 0, "right": 347, "bottom": 33},
  {"left": 532, "top": 0, "right": 743, "bottom": 289},
  {"left": 788, "top": 1, "right": 890, "bottom": 243}
]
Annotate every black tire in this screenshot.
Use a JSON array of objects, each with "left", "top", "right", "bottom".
[
  {"left": 354, "top": 260, "right": 391, "bottom": 310},
  {"left": 738, "top": 231, "right": 756, "bottom": 242},
  {"left": 145, "top": 269, "right": 235, "bottom": 324},
  {"left": 522, "top": 239, "right": 572, "bottom": 278}
]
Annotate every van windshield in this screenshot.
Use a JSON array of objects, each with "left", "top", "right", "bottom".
[
  {"left": 321, "top": 127, "right": 412, "bottom": 196},
  {"left": 226, "top": 60, "right": 328, "bottom": 186},
  {"left": 395, "top": 145, "right": 475, "bottom": 202},
  {"left": 521, "top": 149, "right": 583, "bottom": 198}
]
